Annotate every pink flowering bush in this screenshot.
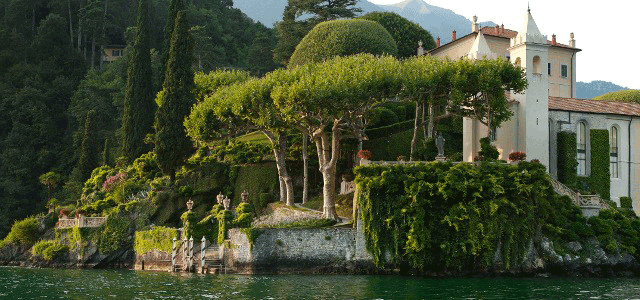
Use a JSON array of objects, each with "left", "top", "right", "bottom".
[{"left": 102, "top": 172, "right": 127, "bottom": 192}]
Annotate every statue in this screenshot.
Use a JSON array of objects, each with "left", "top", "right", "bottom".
[
  {"left": 436, "top": 133, "right": 445, "bottom": 157},
  {"left": 216, "top": 193, "right": 224, "bottom": 205},
  {"left": 223, "top": 196, "right": 231, "bottom": 211},
  {"left": 241, "top": 190, "right": 249, "bottom": 203}
]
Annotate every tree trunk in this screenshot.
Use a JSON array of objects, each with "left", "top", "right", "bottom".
[
  {"left": 421, "top": 102, "right": 428, "bottom": 142},
  {"left": 77, "top": 25, "right": 82, "bottom": 51},
  {"left": 410, "top": 101, "right": 421, "bottom": 161},
  {"left": 68, "top": 0, "right": 74, "bottom": 46},
  {"left": 91, "top": 34, "right": 96, "bottom": 69},
  {"left": 313, "top": 122, "right": 340, "bottom": 221},
  {"left": 427, "top": 100, "right": 435, "bottom": 139},
  {"left": 302, "top": 133, "right": 309, "bottom": 204},
  {"left": 264, "top": 130, "right": 294, "bottom": 206}
]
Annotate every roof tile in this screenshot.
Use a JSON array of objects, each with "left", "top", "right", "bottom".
[{"left": 549, "top": 97, "right": 640, "bottom": 116}]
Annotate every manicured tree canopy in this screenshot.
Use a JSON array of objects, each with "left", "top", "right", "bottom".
[
  {"left": 361, "top": 12, "right": 436, "bottom": 59},
  {"left": 593, "top": 90, "right": 640, "bottom": 103},
  {"left": 288, "top": 19, "right": 397, "bottom": 67}
]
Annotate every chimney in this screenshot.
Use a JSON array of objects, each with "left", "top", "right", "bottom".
[
  {"left": 436, "top": 37, "right": 441, "bottom": 47},
  {"left": 452, "top": 31, "right": 456, "bottom": 41},
  {"left": 501, "top": 24, "right": 505, "bottom": 34},
  {"left": 471, "top": 15, "right": 479, "bottom": 32},
  {"left": 495, "top": 25, "right": 500, "bottom": 35},
  {"left": 552, "top": 34, "right": 557, "bottom": 45}
]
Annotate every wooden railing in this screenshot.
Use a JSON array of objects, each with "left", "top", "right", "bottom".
[{"left": 56, "top": 216, "right": 107, "bottom": 229}]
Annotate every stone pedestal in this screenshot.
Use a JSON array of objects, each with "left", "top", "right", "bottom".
[{"left": 435, "top": 155, "right": 447, "bottom": 162}]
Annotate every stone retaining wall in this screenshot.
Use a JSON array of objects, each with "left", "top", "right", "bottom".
[{"left": 225, "top": 225, "right": 373, "bottom": 274}]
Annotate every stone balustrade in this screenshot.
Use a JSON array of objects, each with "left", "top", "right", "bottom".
[{"left": 56, "top": 216, "right": 107, "bottom": 229}]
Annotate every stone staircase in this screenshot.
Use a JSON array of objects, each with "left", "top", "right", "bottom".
[
  {"left": 549, "top": 176, "right": 611, "bottom": 216},
  {"left": 171, "top": 239, "right": 228, "bottom": 274}
]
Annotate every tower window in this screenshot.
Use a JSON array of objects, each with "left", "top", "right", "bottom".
[
  {"left": 561, "top": 64, "right": 568, "bottom": 77},
  {"left": 548, "top": 63, "right": 551, "bottom": 75}
]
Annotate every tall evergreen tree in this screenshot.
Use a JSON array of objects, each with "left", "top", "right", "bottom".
[
  {"left": 76, "top": 110, "right": 99, "bottom": 181},
  {"left": 101, "top": 137, "right": 111, "bottom": 166},
  {"left": 154, "top": 11, "right": 195, "bottom": 182},
  {"left": 121, "top": 0, "right": 155, "bottom": 163},
  {"left": 159, "top": 0, "right": 185, "bottom": 86}
]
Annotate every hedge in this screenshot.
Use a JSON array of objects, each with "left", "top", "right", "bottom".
[
  {"left": 588, "top": 129, "right": 610, "bottom": 200},
  {"left": 134, "top": 226, "right": 178, "bottom": 254}
]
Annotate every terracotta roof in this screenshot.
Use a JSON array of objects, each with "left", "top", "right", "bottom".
[
  {"left": 549, "top": 97, "right": 640, "bottom": 116},
  {"left": 480, "top": 27, "right": 518, "bottom": 39}
]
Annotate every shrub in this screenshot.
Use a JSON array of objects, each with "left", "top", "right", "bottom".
[
  {"left": 102, "top": 172, "right": 127, "bottom": 192},
  {"left": 216, "top": 210, "right": 234, "bottom": 244},
  {"left": 508, "top": 152, "right": 526, "bottom": 161},
  {"left": 42, "top": 243, "right": 69, "bottom": 261},
  {"left": 593, "top": 90, "right": 640, "bottom": 103},
  {"left": 288, "top": 19, "right": 397, "bottom": 67},
  {"left": 366, "top": 107, "right": 399, "bottom": 128},
  {"left": 32, "top": 240, "right": 57, "bottom": 257},
  {"left": 4, "top": 217, "right": 40, "bottom": 245},
  {"left": 620, "top": 197, "right": 633, "bottom": 209},
  {"left": 479, "top": 137, "right": 499, "bottom": 160}
]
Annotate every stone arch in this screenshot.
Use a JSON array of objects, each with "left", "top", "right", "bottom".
[{"left": 532, "top": 55, "right": 541, "bottom": 74}]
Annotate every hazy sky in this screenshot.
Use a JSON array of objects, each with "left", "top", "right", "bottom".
[{"left": 368, "top": 0, "right": 639, "bottom": 90}]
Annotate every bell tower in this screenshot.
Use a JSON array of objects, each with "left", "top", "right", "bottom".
[{"left": 508, "top": 7, "right": 550, "bottom": 167}]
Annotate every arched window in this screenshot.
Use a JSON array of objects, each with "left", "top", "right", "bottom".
[
  {"left": 610, "top": 126, "right": 619, "bottom": 178},
  {"left": 532, "top": 56, "right": 541, "bottom": 74},
  {"left": 577, "top": 122, "right": 587, "bottom": 176}
]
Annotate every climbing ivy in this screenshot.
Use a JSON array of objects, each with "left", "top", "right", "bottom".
[
  {"left": 355, "top": 161, "right": 581, "bottom": 271},
  {"left": 557, "top": 131, "right": 578, "bottom": 187},
  {"left": 588, "top": 129, "right": 610, "bottom": 200},
  {"left": 134, "top": 226, "right": 178, "bottom": 254}
]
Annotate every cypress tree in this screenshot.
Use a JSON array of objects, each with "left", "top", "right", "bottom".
[
  {"left": 77, "top": 110, "right": 99, "bottom": 181},
  {"left": 101, "top": 138, "right": 111, "bottom": 166},
  {"left": 121, "top": 0, "right": 156, "bottom": 163},
  {"left": 154, "top": 11, "right": 195, "bottom": 182},
  {"left": 160, "top": 0, "right": 186, "bottom": 86}
]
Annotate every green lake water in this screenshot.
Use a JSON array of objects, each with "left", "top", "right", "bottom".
[{"left": 2, "top": 267, "right": 640, "bottom": 299}]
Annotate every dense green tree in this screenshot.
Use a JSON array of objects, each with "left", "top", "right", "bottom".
[
  {"left": 273, "top": 0, "right": 361, "bottom": 65},
  {"left": 154, "top": 11, "right": 195, "bottom": 182},
  {"left": 594, "top": 90, "right": 640, "bottom": 103},
  {"left": 39, "top": 171, "right": 62, "bottom": 203},
  {"left": 159, "top": 0, "right": 185, "bottom": 86},
  {"left": 75, "top": 110, "right": 100, "bottom": 181},
  {"left": 121, "top": 0, "right": 156, "bottom": 163},
  {"left": 288, "top": 19, "right": 397, "bottom": 67},
  {"left": 360, "top": 12, "right": 436, "bottom": 59},
  {"left": 101, "top": 137, "right": 111, "bottom": 166}
]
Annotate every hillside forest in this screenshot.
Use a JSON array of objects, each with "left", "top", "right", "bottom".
[{"left": 0, "top": 0, "right": 279, "bottom": 237}]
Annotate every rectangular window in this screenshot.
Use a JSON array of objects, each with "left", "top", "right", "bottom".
[
  {"left": 610, "top": 149, "right": 618, "bottom": 178},
  {"left": 112, "top": 50, "right": 122, "bottom": 57},
  {"left": 561, "top": 64, "right": 568, "bottom": 77},
  {"left": 548, "top": 63, "right": 551, "bottom": 76}
]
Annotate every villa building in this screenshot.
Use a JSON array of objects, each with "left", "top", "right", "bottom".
[{"left": 423, "top": 8, "right": 640, "bottom": 210}]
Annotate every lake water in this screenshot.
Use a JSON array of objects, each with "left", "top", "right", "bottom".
[{"left": 2, "top": 267, "right": 640, "bottom": 299}]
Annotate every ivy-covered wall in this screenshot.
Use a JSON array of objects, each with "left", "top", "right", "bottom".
[
  {"left": 588, "top": 129, "right": 610, "bottom": 200},
  {"left": 354, "top": 161, "right": 584, "bottom": 272},
  {"left": 134, "top": 226, "right": 178, "bottom": 254},
  {"left": 557, "top": 131, "right": 577, "bottom": 187}
]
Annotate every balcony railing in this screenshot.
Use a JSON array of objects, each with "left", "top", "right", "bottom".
[{"left": 56, "top": 216, "right": 107, "bottom": 229}]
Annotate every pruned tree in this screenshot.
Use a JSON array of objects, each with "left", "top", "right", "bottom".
[
  {"left": 453, "top": 58, "right": 527, "bottom": 137},
  {"left": 273, "top": 54, "right": 401, "bottom": 220},
  {"left": 39, "top": 171, "right": 62, "bottom": 202},
  {"left": 400, "top": 56, "right": 455, "bottom": 160}
]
